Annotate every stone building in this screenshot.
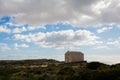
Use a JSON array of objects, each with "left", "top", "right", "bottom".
[{"left": 65, "top": 51, "right": 84, "bottom": 63}]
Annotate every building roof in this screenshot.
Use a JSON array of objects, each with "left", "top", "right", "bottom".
[{"left": 65, "top": 50, "right": 84, "bottom": 55}]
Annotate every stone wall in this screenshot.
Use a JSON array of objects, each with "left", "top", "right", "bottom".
[{"left": 65, "top": 51, "right": 84, "bottom": 63}]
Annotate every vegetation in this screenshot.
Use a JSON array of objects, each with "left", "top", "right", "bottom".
[{"left": 0, "top": 59, "right": 120, "bottom": 80}]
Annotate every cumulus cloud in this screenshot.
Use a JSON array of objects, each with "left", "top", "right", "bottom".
[
  {"left": 13, "top": 30, "right": 101, "bottom": 48},
  {"left": 0, "top": 26, "right": 11, "bottom": 33},
  {"left": 14, "top": 43, "right": 29, "bottom": 49},
  {"left": 0, "top": 43, "right": 10, "bottom": 51},
  {"left": 97, "top": 27, "right": 112, "bottom": 33},
  {"left": 0, "top": 0, "right": 120, "bottom": 26},
  {"left": 28, "top": 25, "right": 46, "bottom": 30},
  {"left": 12, "top": 27, "right": 27, "bottom": 33}
]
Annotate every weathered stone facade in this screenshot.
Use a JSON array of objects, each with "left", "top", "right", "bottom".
[{"left": 65, "top": 51, "right": 84, "bottom": 63}]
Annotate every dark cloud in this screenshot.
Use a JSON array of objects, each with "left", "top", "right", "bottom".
[{"left": 0, "top": 0, "right": 119, "bottom": 26}]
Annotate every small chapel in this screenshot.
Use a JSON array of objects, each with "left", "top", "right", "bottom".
[{"left": 65, "top": 51, "right": 84, "bottom": 63}]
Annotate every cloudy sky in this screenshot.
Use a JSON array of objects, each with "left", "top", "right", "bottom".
[{"left": 0, "top": 0, "right": 120, "bottom": 64}]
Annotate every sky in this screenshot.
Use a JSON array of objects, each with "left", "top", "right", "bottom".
[{"left": 0, "top": 0, "right": 120, "bottom": 64}]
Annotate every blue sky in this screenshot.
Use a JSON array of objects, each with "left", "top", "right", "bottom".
[{"left": 0, "top": 0, "right": 120, "bottom": 64}]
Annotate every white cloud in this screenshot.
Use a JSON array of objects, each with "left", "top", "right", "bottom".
[
  {"left": 97, "top": 27, "right": 112, "bottom": 33},
  {"left": 14, "top": 43, "right": 29, "bottom": 49},
  {"left": 13, "top": 27, "right": 27, "bottom": 33},
  {"left": 0, "top": 0, "right": 120, "bottom": 26},
  {"left": 6, "top": 22, "right": 27, "bottom": 27},
  {"left": 93, "top": 45, "right": 110, "bottom": 49},
  {"left": 0, "top": 43, "right": 10, "bottom": 51},
  {"left": 28, "top": 25, "right": 46, "bottom": 30},
  {"left": 0, "top": 26, "right": 11, "bottom": 33},
  {"left": 86, "top": 55, "right": 120, "bottom": 64},
  {"left": 107, "top": 40, "right": 120, "bottom": 48},
  {"left": 13, "top": 30, "right": 102, "bottom": 48}
]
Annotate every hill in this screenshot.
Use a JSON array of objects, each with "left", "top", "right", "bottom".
[{"left": 0, "top": 59, "right": 120, "bottom": 80}]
